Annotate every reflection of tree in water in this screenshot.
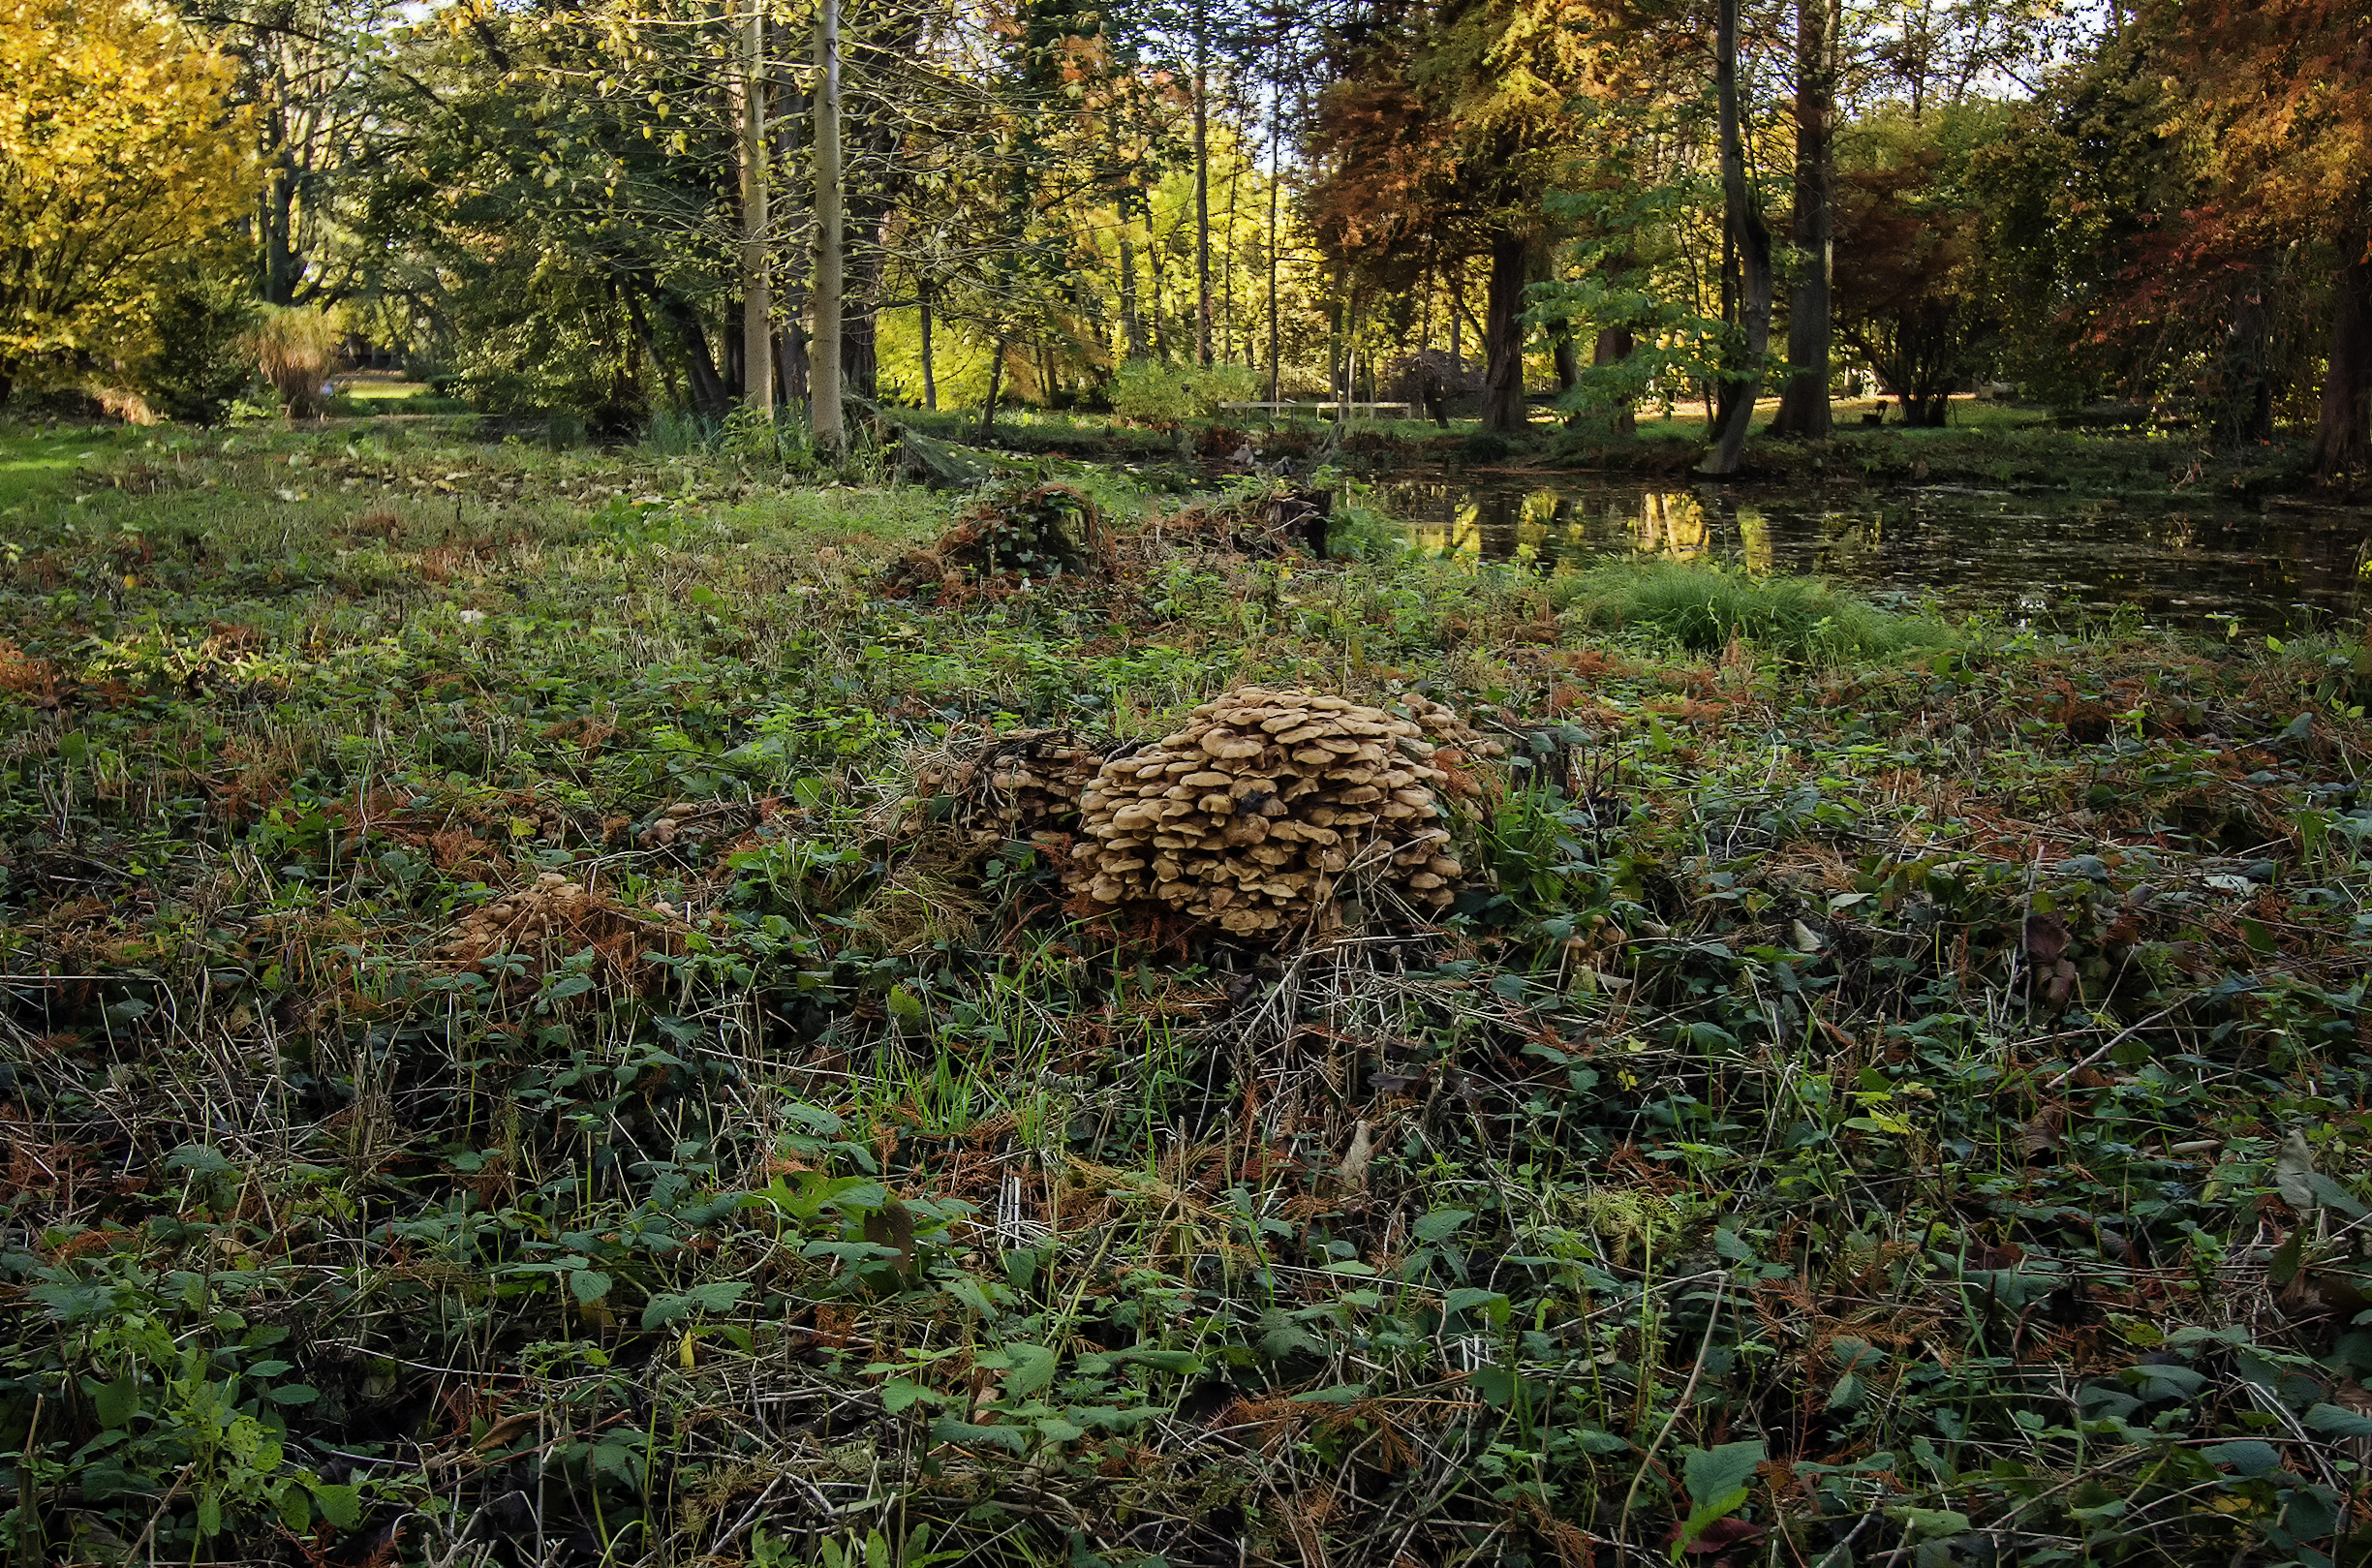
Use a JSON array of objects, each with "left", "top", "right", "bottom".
[
  {"left": 1634, "top": 492, "right": 1709, "bottom": 559},
  {"left": 1375, "top": 478, "right": 2365, "bottom": 632}
]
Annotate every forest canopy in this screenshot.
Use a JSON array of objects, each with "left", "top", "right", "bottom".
[{"left": 0, "top": 0, "right": 2369, "bottom": 473}]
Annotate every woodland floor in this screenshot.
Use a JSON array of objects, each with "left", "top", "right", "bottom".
[{"left": 3, "top": 417, "right": 2372, "bottom": 1568}]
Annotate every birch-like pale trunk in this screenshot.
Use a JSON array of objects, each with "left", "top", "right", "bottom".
[
  {"left": 810, "top": 0, "right": 844, "bottom": 452},
  {"left": 738, "top": 0, "right": 772, "bottom": 415}
]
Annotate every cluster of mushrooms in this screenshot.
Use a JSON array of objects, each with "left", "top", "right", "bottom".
[
  {"left": 433, "top": 871, "right": 601, "bottom": 962},
  {"left": 913, "top": 730, "right": 1097, "bottom": 842},
  {"left": 1063, "top": 688, "right": 1494, "bottom": 937}
]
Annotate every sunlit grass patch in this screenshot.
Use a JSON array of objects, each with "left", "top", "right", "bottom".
[{"left": 1553, "top": 557, "right": 1958, "bottom": 659}]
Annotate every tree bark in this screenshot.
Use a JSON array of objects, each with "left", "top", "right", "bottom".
[
  {"left": 810, "top": 0, "right": 844, "bottom": 452},
  {"left": 658, "top": 292, "right": 732, "bottom": 415},
  {"left": 918, "top": 285, "right": 937, "bottom": 411},
  {"left": 1480, "top": 231, "right": 1530, "bottom": 434},
  {"left": 1192, "top": 1, "right": 1212, "bottom": 367},
  {"left": 2222, "top": 250, "right": 2274, "bottom": 446},
  {"left": 738, "top": 0, "right": 772, "bottom": 416},
  {"left": 979, "top": 333, "right": 1007, "bottom": 438},
  {"left": 1699, "top": 0, "right": 1773, "bottom": 477},
  {"left": 1119, "top": 223, "right": 1145, "bottom": 360},
  {"left": 2312, "top": 250, "right": 2371, "bottom": 478},
  {"left": 1593, "top": 325, "right": 1637, "bottom": 437},
  {"left": 1267, "top": 94, "right": 1281, "bottom": 402},
  {"left": 1449, "top": 275, "right": 1464, "bottom": 375},
  {"left": 1770, "top": 0, "right": 1833, "bottom": 440}
]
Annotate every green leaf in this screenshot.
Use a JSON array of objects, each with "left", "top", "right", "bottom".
[
  {"left": 1887, "top": 1506, "right": 1971, "bottom": 1540},
  {"left": 1290, "top": 1384, "right": 1370, "bottom": 1404},
  {"left": 1118, "top": 1349, "right": 1201, "bottom": 1375},
  {"left": 2305, "top": 1402, "right": 2372, "bottom": 1439},
  {"left": 881, "top": 1378, "right": 929, "bottom": 1414},
  {"left": 1002, "top": 1342, "right": 1059, "bottom": 1397},
  {"left": 1470, "top": 1364, "right": 1518, "bottom": 1409},
  {"left": 1035, "top": 1415, "right": 1087, "bottom": 1442},
  {"left": 1441, "top": 1287, "right": 1507, "bottom": 1322},
  {"left": 307, "top": 1482, "right": 362, "bottom": 1528},
  {"left": 197, "top": 1491, "right": 223, "bottom": 1538},
  {"left": 278, "top": 1483, "right": 312, "bottom": 1533},
  {"left": 1682, "top": 1440, "right": 1767, "bottom": 1512},
  {"left": 569, "top": 1269, "right": 612, "bottom": 1305},
  {"left": 2204, "top": 1439, "right": 2283, "bottom": 1476},
  {"left": 2125, "top": 1363, "right": 2206, "bottom": 1401},
  {"left": 266, "top": 1383, "right": 320, "bottom": 1405},
  {"left": 1415, "top": 1208, "right": 1474, "bottom": 1243},
  {"left": 92, "top": 1373, "right": 139, "bottom": 1429}
]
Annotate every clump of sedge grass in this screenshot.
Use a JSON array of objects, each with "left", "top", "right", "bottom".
[
  {"left": 1553, "top": 558, "right": 1954, "bottom": 660},
  {"left": 253, "top": 306, "right": 341, "bottom": 420}
]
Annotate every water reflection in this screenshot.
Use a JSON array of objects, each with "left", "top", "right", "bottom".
[{"left": 1387, "top": 479, "right": 2371, "bottom": 633}]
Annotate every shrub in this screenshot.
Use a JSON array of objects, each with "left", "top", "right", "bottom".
[
  {"left": 1109, "top": 357, "right": 1260, "bottom": 425},
  {"left": 254, "top": 307, "right": 339, "bottom": 420},
  {"left": 139, "top": 264, "right": 258, "bottom": 424}
]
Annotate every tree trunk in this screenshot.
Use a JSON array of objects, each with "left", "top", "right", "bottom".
[
  {"left": 1267, "top": 97, "right": 1281, "bottom": 402},
  {"left": 1593, "top": 325, "right": 1637, "bottom": 437},
  {"left": 1449, "top": 276, "right": 1463, "bottom": 376},
  {"left": 1699, "top": 0, "right": 1773, "bottom": 477},
  {"left": 1119, "top": 225, "right": 1145, "bottom": 360},
  {"left": 2312, "top": 251, "right": 2371, "bottom": 478},
  {"left": 979, "top": 333, "right": 1007, "bottom": 438},
  {"left": 1192, "top": 2, "right": 1213, "bottom": 367},
  {"left": 739, "top": 0, "right": 772, "bottom": 416},
  {"left": 1770, "top": 0, "right": 1833, "bottom": 440},
  {"left": 919, "top": 287, "right": 937, "bottom": 411},
  {"left": 810, "top": 0, "right": 844, "bottom": 452},
  {"left": 1551, "top": 322, "right": 1578, "bottom": 395},
  {"left": 2222, "top": 249, "right": 2274, "bottom": 446},
  {"left": 1480, "top": 231, "right": 1530, "bottom": 434},
  {"left": 1147, "top": 204, "right": 1170, "bottom": 360},
  {"left": 659, "top": 292, "right": 732, "bottom": 415},
  {"left": 843, "top": 294, "right": 877, "bottom": 404}
]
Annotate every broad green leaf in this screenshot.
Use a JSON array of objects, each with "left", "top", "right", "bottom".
[
  {"left": 1001, "top": 1342, "right": 1059, "bottom": 1397},
  {"left": 1414, "top": 1209, "right": 1474, "bottom": 1243},
  {"left": 307, "top": 1481, "right": 362, "bottom": 1528},
  {"left": 2305, "top": 1402, "right": 2372, "bottom": 1438},
  {"left": 569, "top": 1269, "right": 611, "bottom": 1305},
  {"left": 92, "top": 1373, "right": 139, "bottom": 1428},
  {"left": 1441, "top": 1287, "right": 1507, "bottom": 1322},
  {"left": 2203, "top": 1439, "right": 2283, "bottom": 1476},
  {"left": 1682, "top": 1440, "right": 1767, "bottom": 1512}
]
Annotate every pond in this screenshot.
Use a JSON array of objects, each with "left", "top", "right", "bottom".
[{"left": 1377, "top": 478, "right": 2372, "bottom": 635}]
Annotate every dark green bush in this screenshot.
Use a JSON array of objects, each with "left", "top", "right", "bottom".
[{"left": 139, "top": 265, "right": 259, "bottom": 424}]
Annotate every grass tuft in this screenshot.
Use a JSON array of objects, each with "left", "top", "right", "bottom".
[{"left": 1554, "top": 558, "right": 1956, "bottom": 659}]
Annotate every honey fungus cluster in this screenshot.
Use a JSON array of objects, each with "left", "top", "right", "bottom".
[{"left": 1066, "top": 688, "right": 1479, "bottom": 936}]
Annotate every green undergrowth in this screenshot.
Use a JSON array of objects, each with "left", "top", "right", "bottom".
[
  {"left": 1552, "top": 559, "right": 1958, "bottom": 660},
  {"left": 3, "top": 419, "right": 2372, "bottom": 1567}
]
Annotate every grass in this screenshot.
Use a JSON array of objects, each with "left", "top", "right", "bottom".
[
  {"left": 1552, "top": 559, "right": 1959, "bottom": 660},
  {"left": 3, "top": 415, "right": 2372, "bottom": 1567}
]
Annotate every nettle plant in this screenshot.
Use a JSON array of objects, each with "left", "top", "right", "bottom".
[{"left": 17, "top": 1243, "right": 363, "bottom": 1550}]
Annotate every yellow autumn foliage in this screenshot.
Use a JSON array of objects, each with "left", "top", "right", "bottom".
[{"left": 0, "top": 0, "right": 256, "bottom": 381}]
